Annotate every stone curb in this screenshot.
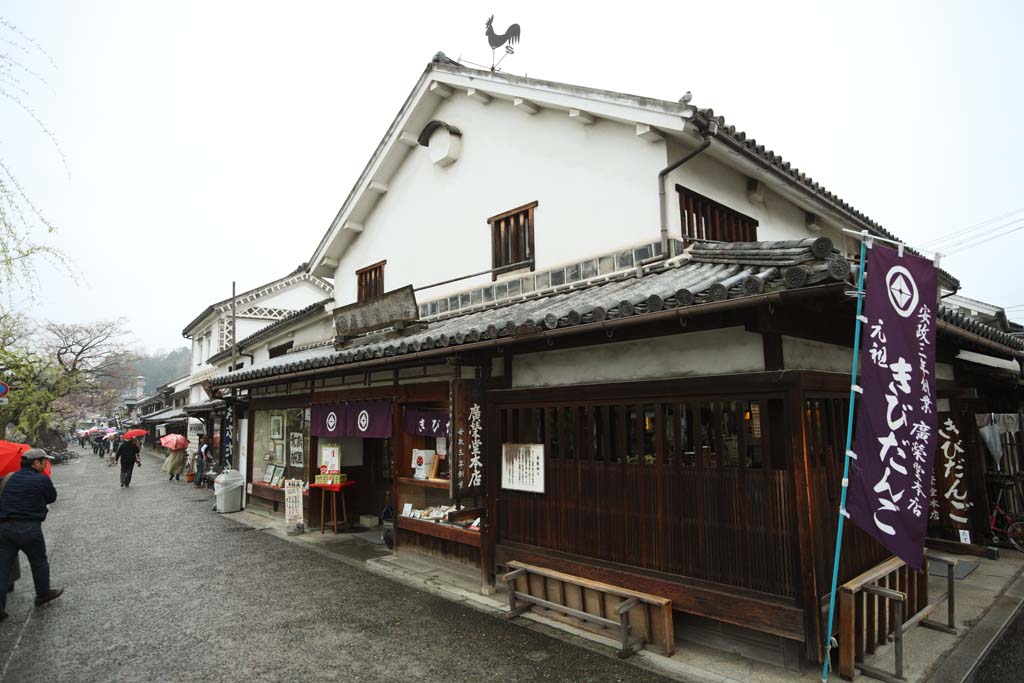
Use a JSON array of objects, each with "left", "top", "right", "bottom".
[{"left": 926, "top": 569, "right": 1024, "bottom": 683}]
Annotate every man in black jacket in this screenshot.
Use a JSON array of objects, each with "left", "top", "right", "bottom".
[
  {"left": 115, "top": 437, "right": 142, "bottom": 487},
  {"left": 0, "top": 449, "right": 64, "bottom": 622}
]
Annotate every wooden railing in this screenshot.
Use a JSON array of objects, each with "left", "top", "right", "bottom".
[{"left": 837, "top": 552, "right": 958, "bottom": 681}]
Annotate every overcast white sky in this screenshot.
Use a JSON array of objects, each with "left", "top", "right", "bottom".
[{"left": 3, "top": 1, "right": 1023, "bottom": 353}]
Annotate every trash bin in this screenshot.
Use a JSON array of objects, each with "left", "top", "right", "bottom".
[{"left": 213, "top": 469, "right": 244, "bottom": 513}]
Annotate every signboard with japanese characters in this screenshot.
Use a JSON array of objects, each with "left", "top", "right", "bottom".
[
  {"left": 847, "top": 244, "right": 939, "bottom": 570},
  {"left": 501, "top": 444, "right": 545, "bottom": 493},
  {"left": 284, "top": 479, "right": 305, "bottom": 534},
  {"left": 449, "top": 378, "right": 484, "bottom": 498},
  {"left": 333, "top": 285, "right": 418, "bottom": 339},
  {"left": 928, "top": 412, "right": 977, "bottom": 540}
]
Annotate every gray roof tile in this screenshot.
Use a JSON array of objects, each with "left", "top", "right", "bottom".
[{"left": 212, "top": 238, "right": 1018, "bottom": 387}]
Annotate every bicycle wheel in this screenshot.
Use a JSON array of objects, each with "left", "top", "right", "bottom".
[{"left": 1007, "top": 521, "right": 1024, "bottom": 553}]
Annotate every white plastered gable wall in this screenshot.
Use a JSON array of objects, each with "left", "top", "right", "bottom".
[
  {"left": 331, "top": 86, "right": 665, "bottom": 307},
  {"left": 185, "top": 275, "right": 331, "bottom": 401}
]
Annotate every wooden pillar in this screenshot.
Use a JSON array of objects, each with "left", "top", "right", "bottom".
[
  {"left": 481, "top": 361, "right": 497, "bottom": 594},
  {"left": 786, "top": 385, "right": 824, "bottom": 663}
]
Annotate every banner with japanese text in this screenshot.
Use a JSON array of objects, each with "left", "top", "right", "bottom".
[
  {"left": 404, "top": 408, "right": 450, "bottom": 438},
  {"left": 847, "top": 245, "right": 938, "bottom": 570}
]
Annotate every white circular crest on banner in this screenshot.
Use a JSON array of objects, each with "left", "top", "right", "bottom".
[
  {"left": 326, "top": 412, "right": 337, "bottom": 431},
  {"left": 357, "top": 410, "right": 370, "bottom": 432},
  {"left": 885, "top": 265, "right": 919, "bottom": 318}
]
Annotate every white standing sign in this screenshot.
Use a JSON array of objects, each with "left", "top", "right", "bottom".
[
  {"left": 501, "top": 444, "right": 545, "bottom": 494},
  {"left": 284, "top": 479, "right": 304, "bottom": 534}
]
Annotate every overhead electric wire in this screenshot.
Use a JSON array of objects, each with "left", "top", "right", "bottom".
[
  {"left": 944, "top": 220, "right": 1024, "bottom": 256},
  {"left": 934, "top": 216, "right": 1024, "bottom": 254},
  {"left": 929, "top": 216, "right": 1024, "bottom": 253},
  {"left": 921, "top": 206, "right": 1024, "bottom": 249}
]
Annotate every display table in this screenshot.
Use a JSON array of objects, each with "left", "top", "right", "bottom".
[{"left": 310, "top": 480, "right": 356, "bottom": 534}]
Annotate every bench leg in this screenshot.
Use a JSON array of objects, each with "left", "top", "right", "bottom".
[
  {"left": 506, "top": 576, "right": 532, "bottom": 619},
  {"left": 618, "top": 608, "right": 645, "bottom": 658}
]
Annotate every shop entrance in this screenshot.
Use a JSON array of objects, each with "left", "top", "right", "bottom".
[{"left": 340, "top": 437, "right": 393, "bottom": 526}]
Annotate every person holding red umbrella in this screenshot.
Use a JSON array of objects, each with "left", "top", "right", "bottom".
[
  {"left": 0, "top": 440, "right": 30, "bottom": 597},
  {"left": 114, "top": 436, "right": 143, "bottom": 488},
  {"left": 0, "top": 448, "right": 64, "bottom": 622}
]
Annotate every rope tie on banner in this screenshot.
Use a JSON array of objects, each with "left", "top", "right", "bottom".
[
  {"left": 851, "top": 384, "right": 863, "bottom": 394},
  {"left": 846, "top": 449, "right": 857, "bottom": 460}
]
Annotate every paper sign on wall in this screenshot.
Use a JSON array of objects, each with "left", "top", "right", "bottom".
[{"left": 502, "top": 444, "right": 545, "bottom": 494}]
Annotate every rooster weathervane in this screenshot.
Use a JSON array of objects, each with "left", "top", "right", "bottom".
[{"left": 485, "top": 15, "right": 521, "bottom": 72}]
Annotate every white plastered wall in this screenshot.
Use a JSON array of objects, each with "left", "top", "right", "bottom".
[
  {"left": 511, "top": 327, "right": 764, "bottom": 388},
  {"left": 781, "top": 336, "right": 851, "bottom": 373},
  {"left": 332, "top": 94, "right": 666, "bottom": 307}
]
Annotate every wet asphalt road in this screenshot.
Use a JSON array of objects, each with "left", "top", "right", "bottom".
[
  {"left": 0, "top": 447, "right": 671, "bottom": 683},
  {"left": 973, "top": 602, "right": 1024, "bottom": 682}
]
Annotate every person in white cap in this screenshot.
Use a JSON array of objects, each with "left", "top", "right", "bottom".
[{"left": 0, "top": 448, "right": 64, "bottom": 622}]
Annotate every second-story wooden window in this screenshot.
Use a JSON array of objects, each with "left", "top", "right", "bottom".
[
  {"left": 356, "top": 260, "right": 385, "bottom": 302},
  {"left": 488, "top": 201, "right": 537, "bottom": 279},
  {"left": 677, "top": 185, "right": 758, "bottom": 243},
  {"left": 268, "top": 341, "right": 293, "bottom": 359}
]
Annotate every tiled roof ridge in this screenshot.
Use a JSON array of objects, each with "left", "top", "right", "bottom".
[
  {"left": 212, "top": 242, "right": 854, "bottom": 386},
  {"left": 938, "top": 306, "right": 1024, "bottom": 352}
]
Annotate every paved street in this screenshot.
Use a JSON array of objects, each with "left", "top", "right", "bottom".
[
  {"left": 974, "top": 602, "right": 1024, "bottom": 682},
  {"left": 0, "top": 447, "right": 671, "bottom": 683}
]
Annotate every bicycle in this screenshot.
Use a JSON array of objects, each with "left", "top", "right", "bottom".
[
  {"left": 45, "top": 448, "right": 79, "bottom": 465},
  {"left": 989, "top": 483, "right": 1024, "bottom": 552}
]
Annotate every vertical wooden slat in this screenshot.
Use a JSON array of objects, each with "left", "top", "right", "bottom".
[
  {"left": 865, "top": 588, "right": 877, "bottom": 654},
  {"left": 839, "top": 589, "right": 856, "bottom": 680}
]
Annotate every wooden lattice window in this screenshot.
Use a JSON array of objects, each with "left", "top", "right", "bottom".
[
  {"left": 488, "top": 201, "right": 537, "bottom": 278},
  {"left": 356, "top": 261, "right": 385, "bottom": 302},
  {"left": 268, "top": 341, "right": 293, "bottom": 359},
  {"left": 677, "top": 185, "right": 758, "bottom": 242}
]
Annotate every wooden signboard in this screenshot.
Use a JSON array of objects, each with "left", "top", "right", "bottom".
[
  {"left": 449, "top": 378, "right": 484, "bottom": 499},
  {"left": 333, "top": 285, "right": 418, "bottom": 339},
  {"left": 928, "top": 412, "right": 978, "bottom": 541}
]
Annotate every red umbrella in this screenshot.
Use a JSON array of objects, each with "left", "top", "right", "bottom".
[
  {"left": 0, "top": 440, "right": 31, "bottom": 476},
  {"left": 160, "top": 434, "right": 188, "bottom": 450},
  {"left": 0, "top": 440, "right": 49, "bottom": 477},
  {"left": 122, "top": 429, "right": 147, "bottom": 440}
]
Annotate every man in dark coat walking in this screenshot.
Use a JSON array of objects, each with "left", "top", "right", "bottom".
[
  {"left": 0, "top": 448, "right": 64, "bottom": 622},
  {"left": 115, "top": 437, "right": 142, "bottom": 488}
]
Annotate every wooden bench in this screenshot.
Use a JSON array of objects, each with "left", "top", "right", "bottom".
[{"left": 503, "top": 561, "right": 674, "bottom": 658}]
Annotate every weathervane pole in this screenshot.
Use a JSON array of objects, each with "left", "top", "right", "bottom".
[{"left": 821, "top": 232, "right": 869, "bottom": 681}]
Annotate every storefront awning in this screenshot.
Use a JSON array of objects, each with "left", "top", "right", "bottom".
[
  {"left": 140, "top": 407, "right": 186, "bottom": 424},
  {"left": 184, "top": 399, "right": 226, "bottom": 415}
]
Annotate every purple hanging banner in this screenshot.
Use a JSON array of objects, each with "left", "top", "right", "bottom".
[
  {"left": 344, "top": 400, "right": 393, "bottom": 438},
  {"left": 847, "top": 245, "right": 938, "bottom": 570},
  {"left": 404, "top": 408, "right": 450, "bottom": 437},
  {"left": 311, "top": 404, "right": 346, "bottom": 438}
]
